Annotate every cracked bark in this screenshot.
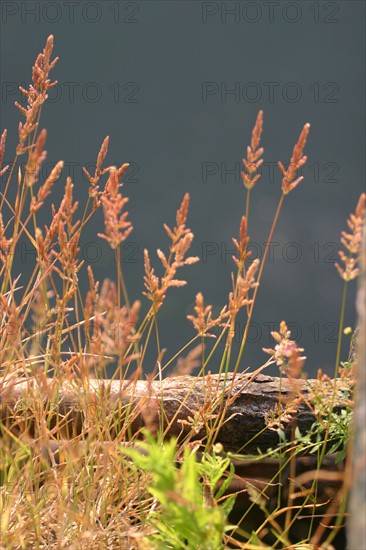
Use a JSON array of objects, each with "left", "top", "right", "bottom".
[{"left": 1, "top": 370, "right": 347, "bottom": 454}]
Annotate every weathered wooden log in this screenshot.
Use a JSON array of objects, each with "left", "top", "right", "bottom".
[{"left": 0, "top": 370, "right": 348, "bottom": 453}]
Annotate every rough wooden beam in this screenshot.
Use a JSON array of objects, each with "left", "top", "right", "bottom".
[{"left": 0, "top": 371, "right": 347, "bottom": 453}]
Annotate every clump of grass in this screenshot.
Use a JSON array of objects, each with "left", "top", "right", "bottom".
[{"left": 0, "top": 36, "right": 365, "bottom": 549}]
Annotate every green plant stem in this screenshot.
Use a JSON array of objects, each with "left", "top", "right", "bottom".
[
  {"left": 334, "top": 281, "right": 348, "bottom": 379},
  {"left": 161, "top": 335, "right": 199, "bottom": 373},
  {"left": 154, "top": 313, "right": 161, "bottom": 360},
  {"left": 304, "top": 280, "right": 349, "bottom": 543},
  {"left": 277, "top": 372, "right": 283, "bottom": 510}
]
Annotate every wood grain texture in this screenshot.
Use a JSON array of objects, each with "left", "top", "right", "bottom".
[{"left": 0, "top": 371, "right": 345, "bottom": 453}]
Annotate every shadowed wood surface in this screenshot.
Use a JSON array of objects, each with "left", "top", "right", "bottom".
[{"left": 0, "top": 371, "right": 347, "bottom": 453}]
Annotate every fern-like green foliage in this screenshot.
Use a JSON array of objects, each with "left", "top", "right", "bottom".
[{"left": 120, "top": 433, "right": 236, "bottom": 549}]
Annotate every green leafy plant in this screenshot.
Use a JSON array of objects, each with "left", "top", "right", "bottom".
[{"left": 120, "top": 434, "right": 235, "bottom": 549}]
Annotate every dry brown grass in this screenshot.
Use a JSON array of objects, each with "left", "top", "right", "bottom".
[{"left": 0, "top": 36, "right": 364, "bottom": 549}]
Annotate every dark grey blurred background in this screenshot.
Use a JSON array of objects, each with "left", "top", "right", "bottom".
[{"left": 1, "top": 0, "right": 365, "bottom": 377}]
